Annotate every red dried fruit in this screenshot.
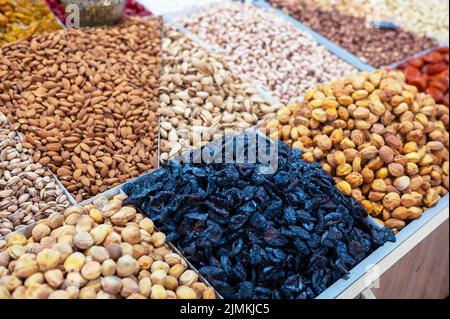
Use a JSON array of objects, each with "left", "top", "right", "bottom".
[
  {"left": 429, "top": 80, "right": 448, "bottom": 93},
  {"left": 423, "top": 52, "right": 444, "bottom": 64},
  {"left": 404, "top": 66, "right": 421, "bottom": 80},
  {"left": 409, "top": 75, "right": 429, "bottom": 92},
  {"left": 426, "top": 86, "right": 444, "bottom": 103},
  {"left": 427, "top": 63, "right": 447, "bottom": 75},
  {"left": 396, "top": 47, "right": 449, "bottom": 107},
  {"left": 408, "top": 58, "right": 424, "bottom": 69}
]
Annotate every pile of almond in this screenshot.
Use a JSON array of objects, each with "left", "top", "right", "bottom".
[
  {"left": 265, "top": 70, "right": 449, "bottom": 232},
  {"left": 0, "top": 17, "right": 161, "bottom": 203}
]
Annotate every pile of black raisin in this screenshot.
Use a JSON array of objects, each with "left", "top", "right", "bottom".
[{"left": 124, "top": 134, "right": 395, "bottom": 299}]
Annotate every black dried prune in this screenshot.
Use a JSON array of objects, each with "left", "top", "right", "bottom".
[{"left": 124, "top": 132, "right": 395, "bottom": 299}]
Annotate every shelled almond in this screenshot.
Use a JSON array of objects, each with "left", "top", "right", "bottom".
[
  {"left": 0, "top": 195, "right": 216, "bottom": 299},
  {"left": 0, "top": 17, "right": 162, "bottom": 202},
  {"left": 265, "top": 70, "right": 449, "bottom": 232}
]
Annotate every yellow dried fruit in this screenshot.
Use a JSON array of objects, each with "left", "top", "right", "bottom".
[
  {"left": 336, "top": 181, "right": 352, "bottom": 196},
  {"left": 151, "top": 232, "right": 166, "bottom": 248},
  {"left": 139, "top": 277, "right": 152, "bottom": 298},
  {"left": 139, "top": 218, "right": 155, "bottom": 234},
  {"left": 394, "top": 176, "right": 411, "bottom": 191},
  {"left": 89, "top": 209, "right": 103, "bottom": 223},
  {"left": 64, "top": 252, "right": 86, "bottom": 272},
  {"left": 0, "top": 286, "right": 11, "bottom": 299},
  {"left": 73, "top": 231, "right": 94, "bottom": 250},
  {"left": 383, "top": 193, "right": 401, "bottom": 210},
  {"left": 203, "top": 287, "right": 216, "bottom": 299},
  {"left": 32, "top": 224, "right": 51, "bottom": 242},
  {"left": 150, "top": 269, "right": 167, "bottom": 286},
  {"left": 117, "top": 255, "right": 138, "bottom": 277},
  {"left": 36, "top": 249, "right": 61, "bottom": 272},
  {"left": 372, "top": 179, "right": 387, "bottom": 193},
  {"left": 169, "top": 264, "right": 187, "bottom": 279},
  {"left": 150, "top": 285, "right": 167, "bottom": 299},
  {"left": 7, "top": 233, "right": 27, "bottom": 246},
  {"left": 176, "top": 286, "right": 197, "bottom": 299},
  {"left": 121, "top": 226, "right": 142, "bottom": 245},
  {"left": 14, "top": 259, "right": 39, "bottom": 278},
  {"left": 44, "top": 269, "right": 64, "bottom": 288},
  {"left": 336, "top": 163, "right": 352, "bottom": 177}
]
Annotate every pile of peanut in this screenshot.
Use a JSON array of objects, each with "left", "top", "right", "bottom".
[
  {"left": 1, "top": 112, "right": 70, "bottom": 237},
  {"left": 265, "top": 70, "right": 449, "bottom": 232},
  {"left": 0, "top": 17, "right": 161, "bottom": 203},
  {"left": 179, "top": 1, "right": 357, "bottom": 104},
  {"left": 0, "top": 194, "right": 216, "bottom": 299},
  {"left": 159, "top": 27, "right": 279, "bottom": 161}
]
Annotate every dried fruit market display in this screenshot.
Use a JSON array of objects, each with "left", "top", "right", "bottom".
[
  {"left": 395, "top": 47, "right": 449, "bottom": 107},
  {"left": 264, "top": 70, "right": 449, "bottom": 233},
  {"left": 267, "top": 0, "right": 439, "bottom": 68},
  {"left": 179, "top": 1, "right": 357, "bottom": 104},
  {"left": 0, "top": 17, "right": 161, "bottom": 203},
  {"left": 0, "top": 194, "right": 217, "bottom": 299},
  {"left": 159, "top": 27, "right": 279, "bottom": 161},
  {"left": 0, "top": 112, "right": 71, "bottom": 237},
  {"left": 124, "top": 134, "right": 395, "bottom": 299},
  {"left": 0, "top": 0, "right": 62, "bottom": 47},
  {"left": 0, "top": 0, "right": 449, "bottom": 301}
]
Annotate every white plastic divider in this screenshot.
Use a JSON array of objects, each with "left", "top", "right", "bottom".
[{"left": 251, "top": 0, "right": 376, "bottom": 72}]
